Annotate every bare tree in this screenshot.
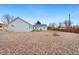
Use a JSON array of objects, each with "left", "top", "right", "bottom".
[
  {"left": 58, "top": 22, "right": 62, "bottom": 28},
  {"left": 49, "top": 23, "right": 56, "bottom": 28},
  {"left": 1, "top": 14, "right": 14, "bottom": 24},
  {"left": 64, "top": 20, "right": 72, "bottom": 28},
  {"left": 64, "top": 14, "right": 72, "bottom": 28},
  {"left": 64, "top": 20, "right": 68, "bottom": 28}
]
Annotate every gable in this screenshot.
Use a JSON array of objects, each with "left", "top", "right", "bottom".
[
  {"left": 9, "top": 17, "right": 32, "bottom": 26},
  {"left": 7, "top": 17, "right": 33, "bottom": 32}
]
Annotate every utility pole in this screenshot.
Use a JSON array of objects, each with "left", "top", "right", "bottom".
[
  {"left": 69, "top": 13, "right": 71, "bottom": 28},
  {"left": 69, "top": 13, "right": 70, "bottom": 21}
]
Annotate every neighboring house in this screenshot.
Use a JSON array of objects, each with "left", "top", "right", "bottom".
[
  {"left": 33, "top": 24, "right": 47, "bottom": 31},
  {"left": 7, "top": 17, "right": 33, "bottom": 32}
]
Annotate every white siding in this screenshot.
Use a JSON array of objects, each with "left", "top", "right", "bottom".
[{"left": 7, "top": 19, "right": 33, "bottom": 32}]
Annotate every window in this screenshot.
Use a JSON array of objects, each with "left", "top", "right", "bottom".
[{"left": 11, "top": 25, "right": 15, "bottom": 27}]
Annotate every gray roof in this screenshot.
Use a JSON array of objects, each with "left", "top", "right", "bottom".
[{"left": 33, "top": 24, "right": 47, "bottom": 27}]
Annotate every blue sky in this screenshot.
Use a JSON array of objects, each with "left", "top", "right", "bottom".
[{"left": 0, "top": 4, "right": 79, "bottom": 25}]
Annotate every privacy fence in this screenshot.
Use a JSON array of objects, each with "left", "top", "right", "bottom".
[{"left": 48, "top": 27, "right": 79, "bottom": 33}]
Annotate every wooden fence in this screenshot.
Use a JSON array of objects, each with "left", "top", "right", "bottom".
[{"left": 48, "top": 27, "right": 79, "bottom": 33}]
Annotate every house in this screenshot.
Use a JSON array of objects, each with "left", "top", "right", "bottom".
[
  {"left": 33, "top": 24, "right": 47, "bottom": 31},
  {"left": 5, "top": 17, "right": 47, "bottom": 32},
  {"left": 7, "top": 17, "right": 33, "bottom": 32}
]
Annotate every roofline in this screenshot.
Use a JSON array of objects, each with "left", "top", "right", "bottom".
[
  {"left": 33, "top": 24, "right": 47, "bottom": 26},
  {"left": 8, "top": 17, "right": 32, "bottom": 25}
]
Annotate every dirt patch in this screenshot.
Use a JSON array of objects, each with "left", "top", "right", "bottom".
[{"left": 0, "top": 31, "right": 79, "bottom": 55}]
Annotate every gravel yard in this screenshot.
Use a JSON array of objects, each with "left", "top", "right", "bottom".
[{"left": 0, "top": 31, "right": 79, "bottom": 55}]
